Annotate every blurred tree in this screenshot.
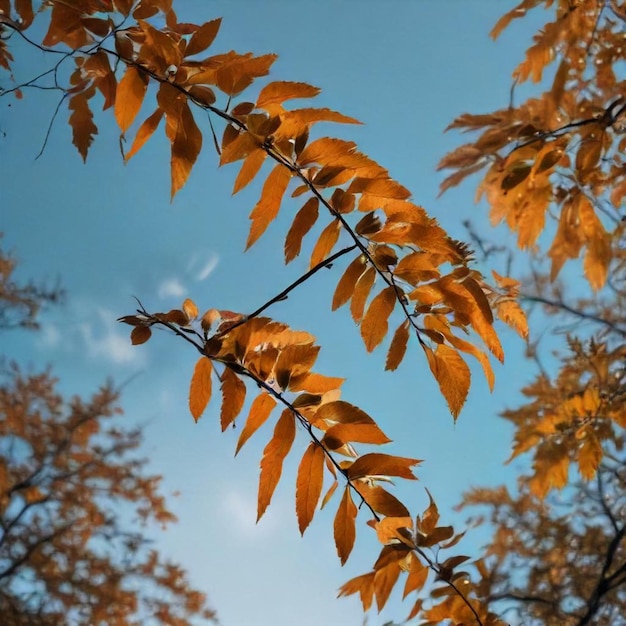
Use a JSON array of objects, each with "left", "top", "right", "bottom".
[{"left": 0, "top": 239, "right": 217, "bottom": 624}]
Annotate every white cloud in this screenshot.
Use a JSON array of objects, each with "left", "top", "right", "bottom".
[
  {"left": 37, "top": 323, "right": 61, "bottom": 349},
  {"left": 187, "top": 251, "right": 219, "bottom": 282},
  {"left": 157, "top": 277, "right": 186, "bottom": 300},
  {"left": 220, "top": 489, "right": 283, "bottom": 537},
  {"left": 79, "top": 307, "right": 145, "bottom": 366}
]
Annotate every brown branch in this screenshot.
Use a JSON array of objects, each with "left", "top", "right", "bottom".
[
  {"left": 216, "top": 244, "right": 358, "bottom": 338},
  {"left": 521, "top": 294, "right": 626, "bottom": 337}
]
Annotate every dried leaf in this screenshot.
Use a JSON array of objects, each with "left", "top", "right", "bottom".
[
  {"left": 361, "top": 286, "right": 396, "bottom": 352},
  {"left": 189, "top": 357, "right": 213, "bottom": 422},
  {"left": 171, "top": 103, "right": 203, "bottom": 199},
  {"left": 130, "top": 325, "right": 151, "bottom": 345},
  {"left": 332, "top": 254, "right": 367, "bottom": 311},
  {"left": 285, "top": 197, "right": 319, "bottom": 263},
  {"left": 310, "top": 219, "right": 341, "bottom": 268},
  {"left": 385, "top": 321, "right": 410, "bottom": 371},
  {"left": 296, "top": 443, "right": 325, "bottom": 534},
  {"left": 258, "top": 409, "right": 295, "bottom": 521},
  {"left": 68, "top": 89, "right": 98, "bottom": 162},
  {"left": 235, "top": 393, "right": 276, "bottom": 454},
  {"left": 334, "top": 487, "right": 357, "bottom": 565},
  {"left": 246, "top": 165, "right": 292, "bottom": 248},
  {"left": 220, "top": 366, "right": 246, "bottom": 431},
  {"left": 347, "top": 453, "right": 420, "bottom": 480},
  {"left": 115, "top": 66, "right": 148, "bottom": 133},
  {"left": 185, "top": 18, "right": 221, "bottom": 56},
  {"left": 125, "top": 109, "right": 164, "bottom": 161},
  {"left": 424, "top": 344, "right": 471, "bottom": 419},
  {"left": 233, "top": 149, "right": 266, "bottom": 194},
  {"left": 337, "top": 572, "right": 375, "bottom": 612},
  {"left": 256, "top": 81, "right": 321, "bottom": 110},
  {"left": 350, "top": 266, "right": 376, "bottom": 323}
]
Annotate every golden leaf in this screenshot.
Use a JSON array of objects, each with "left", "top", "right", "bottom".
[
  {"left": 403, "top": 556, "right": 429, "bottom": 598},
  {"left": 332, "top": 254, "right": 367, "bottom": 311},
  {"left": 256, "top": 81, "right": 321, "bottom": 111},
  {"left": 115, "top": 66, "right": 148, "bottom": 134},
  {"left": 295, "top": 443, "right": 325, "bottom": 535},
  {"left": 182, "top": 298, "right": 198, "bottom": 321},
  {"left": 235, "top": 393, "right": 276, "bottom": 454},
  {"left": 309, "top": 219, "right": 341, "bottom": 269},
  {"left": 337, "top": 572, "right": 375, "bottom": 612},
  {"left": 374, "top": 561, "right": 402, "bottom": 611},
  {"left": 334, "top": 487, "right": 357, "bottom": 565},
  {"left": 354, "top": 483, "right": 409, "bottom": 518},
  {"left": 189, "top": 357, "right": 213, "bottom": 422},
  {"left": 284, "top": 197, "right": 319, "bottom": 263},
  {"left": 246, "top": 165, "right": 292, "bottom": 249},
  {"left": 257, "top": 409, "right": 295, "bottom": 521},
  {"left": 346, "top": 453, "right": 420, "bottom": 480},
  {"left": 233, "top": 149, "right": 267, "bottom": 194},
  {"left": 219, "top": 366, "right": 246, "bottom": 431},
  {"left": 424, "top": 344, "right": 471, "bottom": 418},
  {"left": 171, "top": 103, "right": 203, "bottom": 199},
  {"left": 350, "top": 266, "right": 376, "bottom": 323},
  {"left": 385, "top": 321, "right": 410, "bottom": 371},
  {"left": 185, "top": 18, "right": 222, "bottom": 56},
  {"left": 125, "top": 109, "right": 164, "bottom": 161},
  {"left": 496, "top": 300, "right": 529, "bottom": 340},
  {"left": 577, "top": 428, "right": 602, "bottom": 480},
  {"left": 360, "top": 286, "right": 396, "bottom": 352}
]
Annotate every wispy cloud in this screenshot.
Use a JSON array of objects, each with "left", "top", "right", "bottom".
[
  {"left": 187, "top": 251, "right": 219, "bottom": 282},
  {"left": 157, "top": 277, "right": 187, "bottom": 300},
  {"left": 79, "top": 307, "right": 145, "bottom": 366},
  {"left": 219, "top": 489, "right": 283, "bottom": 537}
]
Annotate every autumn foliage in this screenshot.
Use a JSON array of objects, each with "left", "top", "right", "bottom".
[{"left": 1, "top": 0, "right": 625, "bottom": 624}]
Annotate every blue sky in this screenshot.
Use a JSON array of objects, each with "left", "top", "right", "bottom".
[{"left": 0, "top": 2, "right": 553, "bottom": 625}]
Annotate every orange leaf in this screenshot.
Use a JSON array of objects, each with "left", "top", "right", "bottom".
[
  {"left": 496, "top": 300, "right": 529, "bottom": 340},
  {"left": 189, "top": 357, "right": 213, "bottom": 422},
  {"left": 424, "top": 344, "right": 471, "bottom": 419},
  {"left": 350, "top": 266, "right": 376, "bottom": 323},
  {"left": 347, "top": 453, "right": 420, "bottom": 480},
  {"left": 334, "top": 487, "right": 357, "bottom": 565},
  {"left": 115, "top": 65, "right": 148, "bottom": 133},
  {"left": 256, "top": 81, "right": 321, "bottom": 110},
  {"left": 171, "top": 103, "right": 203, "bottom": 199},
  {"left": 323, "top": 423, "right": 391, "bottom": 447},
  {"left": 220, "top": 366, "right": 246, "bottom": 431},
  {"left": 354, "top": 483, "right": 410, "bottom": 518},
  {"left": 332, "top": 254, "right": 367, "bottom": 311},
  {"left": 185, "top": 18, "right": 221, "bottom": 56},
  {"left": 285, "top": 197, "right": 319, "bottom": 263},
  {"left": 233, "top": 149, "right": 266, "bottom": 194},
  {"left": 310, "top": 219, "right": 341, "bottom": 268},
  {"left": 182, "top": 297, "right": 198, "bottom": 320},
  {"left": 361, "top": 286, "right": 396, "bottom": 352},
  {"left": 375, "top": 516, "right": 414, "bottom": 546},
  {"left": 130, "top": 325, "right": 151, "bottom": 345},
  {"left": 246, "top": 165, "right": 292, "bottom": 248},
  {"left": 235, "top": 393, "right": 276, "bottom": 454},
  {"left": 374, "top": 561, "right": 402, "bottom": 611},
  {"left": 578, "top": 428, "right": 602, "bottom": 480},
  {"left": 125, "top": 109, "right": 164, "bottom": 161},
  {"left": 258, "top": 409, "right": 295, "bottom": 521},
  {"left": 385, "top": 321, "right": 410, "bottom": 371},
  {"left": 337, "top": 572, "right": 375, "bottom": 612},
  {"left": 403, "top": 556, "right": 429, "bottom": 598},
  {"left": 296, "top": 443, "right": 325, "bottom": 534},
  {"left": 321, "top": 479, "right": 339, "bottom": 510}
]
